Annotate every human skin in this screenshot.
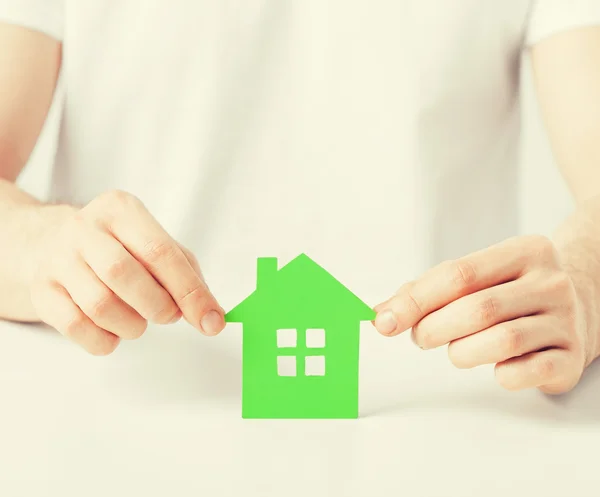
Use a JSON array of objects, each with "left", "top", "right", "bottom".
[
  {"left": 0, "top": 24, "right": 225, "bottom": 355},
  {"left": 374, "top": 26, "right": 600, "bottom": 394},
  {"left": 1, "top": 21, "right": 599, "bottom": 394}
]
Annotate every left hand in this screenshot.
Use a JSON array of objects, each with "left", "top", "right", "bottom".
[{"left": 373, "top": 235, "right": 593, "bottom": 394}]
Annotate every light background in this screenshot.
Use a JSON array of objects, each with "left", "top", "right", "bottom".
[{"left": 17, "top": 54, "right": 575, "bottom": 239}]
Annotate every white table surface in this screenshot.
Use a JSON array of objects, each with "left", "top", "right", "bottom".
[{"left": 1, "top": 318, "right": 600, "bottom": 497}]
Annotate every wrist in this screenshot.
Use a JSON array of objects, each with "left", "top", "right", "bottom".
[
  {"left": 553, "top": 201, "right": 600, "bottom": 368},
  {"left": 20, "top": 203, "right": 78, "bottom": 286},
  {"left": 565, "top": 263, "right": 600, "bottom": 368}
]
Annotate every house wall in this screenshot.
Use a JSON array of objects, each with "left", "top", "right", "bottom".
[{"left": 242, "top": 320, "right": 360, "bottom": 418}]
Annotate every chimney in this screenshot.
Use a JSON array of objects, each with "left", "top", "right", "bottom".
[{"left": 257, "top": 257, "right": 278, "bottom": 289}]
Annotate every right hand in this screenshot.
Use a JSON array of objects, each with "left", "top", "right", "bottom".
[{"left": 29, "top": 190, "right": 225, "bottom": 356}]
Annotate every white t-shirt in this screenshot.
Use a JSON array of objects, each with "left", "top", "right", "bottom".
[{"left": 1, "top": 1, "right": 600, "bottom": 311}]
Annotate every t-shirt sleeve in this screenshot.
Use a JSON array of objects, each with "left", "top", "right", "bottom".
[
  {"left": 526, "top": 0, "right": 600, "bottom": 47},
  {"left": 0, "top": 0, "right": 64, "bottom": 41}
]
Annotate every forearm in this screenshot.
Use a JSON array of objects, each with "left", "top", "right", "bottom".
[
  {"left": 553, "top": 195, "right": 600, "bottom": 366},
  {"left": 0, "top": 179, "right": 75, "bottom": 322}
]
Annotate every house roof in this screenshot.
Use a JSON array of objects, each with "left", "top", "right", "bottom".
[{"left": 225, "top": 253, "right": 375, "bottom": 325}]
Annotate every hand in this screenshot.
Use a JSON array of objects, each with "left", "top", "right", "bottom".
[
  {"left": 29, "top": 190, "right": 225, "bottom": 356},
  {"left": 373, "top": 235, "right": 592, "bottom": 394}
]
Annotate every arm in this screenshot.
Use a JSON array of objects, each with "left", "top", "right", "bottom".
[
  {"left": 530, "top": 26, "right": 600, "bottom": 364},
  {"left": 0, "top": 23, "right": 225, "bottom": 354},
  {"left": 0, "top": 22, "right": 68, "bottom": 321},
  {"left": 371, "top": 26, "right": 600, "bottom": 394}
]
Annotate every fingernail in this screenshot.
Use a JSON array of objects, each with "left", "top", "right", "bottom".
[
  {"left": 375, "top": 310, "right": 397, "bottom": 336},
  {"left": 200, "top": 310, "right": 224, "bottom": 336},
  {"left": 168, "top": 310, "right": 182, "bottom": 324},
  {"left": 410, "top": 330, "right": 423, "bottom": 349}
]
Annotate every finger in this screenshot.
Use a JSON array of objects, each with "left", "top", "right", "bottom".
[
  {"left": 174, "top": 246, "right": 224, "bottom": 334},
  {"left": 32, "top": 282, "right": 120, "bottom": 356},
  {"left": 77, "top": 224, "right": 181, "bottom": 325},
  {"left": 97, "top": 197, "right": 224, "bottom": 335},
  {"left": 177, "top": 243, "right": 204, "bottom": 279},
  {"left": 373, "top": 236, "right": 547, "bottom": 336},
  {"left": 58, "top": 255, "right": 148, "bottom": 340},
  {"left": 494, "top": 349, "right": 578, "bottom": 393},
  {"left": 447, "top": 316, "right": 568, "bottom": 369},
  {"left": 411, "top": 277, "right": 549, "bottom": 349}
]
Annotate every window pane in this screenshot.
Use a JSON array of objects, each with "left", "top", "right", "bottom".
[
  {"left": 306, "top": 328, "right": 325, "bottom": 348},
  {"left": 277, "top": 356, "right": 296, "bottom": 376},
  {"left": 305, "top": 356, "right": 325, "bottom": 376},
  {"left": 277, "top": 329, "right": 297, "bottom": 348}
]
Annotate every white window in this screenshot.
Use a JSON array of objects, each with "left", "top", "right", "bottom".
[
  {"left": 305, "top": 356, "right": 325, "bottom": 376},
  {"left": 277, "top": 356, "right": 296, "bottom": 376},
  {"left": 277, "top": 329, "right": 297, "bottom": 348},
  {"left": 306, "top": 328, "right": 325, "bottom": 348}
]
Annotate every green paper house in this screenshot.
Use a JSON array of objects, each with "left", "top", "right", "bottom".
[{"left": 225, "top": 254, "right": 375, "bottom": 419}]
